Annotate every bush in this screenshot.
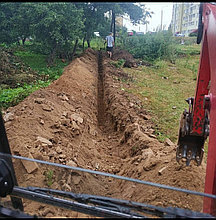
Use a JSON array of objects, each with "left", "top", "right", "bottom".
[{"left": 122, "top": 30, "right": 176, "bottom": 63}]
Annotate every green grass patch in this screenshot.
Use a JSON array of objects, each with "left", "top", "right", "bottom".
[
  {"left": 14, "top": 46, "right": 69, "bottom": 81},
  {"left": 0, "top": 80, "right": 50, "bottom": 109},
  {"left": 0, "top": 44, "right": 70, "bottom": 110},
  {"left": 122, "top": 44, "right": 201, "bottom": 144}
]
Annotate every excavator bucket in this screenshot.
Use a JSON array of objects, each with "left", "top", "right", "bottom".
[
  {"left": 176, "top": 130, "right": 205, "bottom": 166},
  {"left": 176, "top": 98, "right": 209, "bottom": 166}
]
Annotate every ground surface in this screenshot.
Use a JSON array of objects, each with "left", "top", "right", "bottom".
[
  {"left": 0, "top": 47, "right": 38, "bottom": 88},
  {"left": 2, "top": 48, "right": 207, "bottom": 217}
]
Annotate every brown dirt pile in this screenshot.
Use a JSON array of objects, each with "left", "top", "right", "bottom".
[
  {"left": 112, "top": 48, "right": 138, "bottom": 67},
  {"left": 2, "top": 48, "right": 207, "bottom": 217},
  {"left": 0, "top": 47, "right": 37, "bottom": 88}
]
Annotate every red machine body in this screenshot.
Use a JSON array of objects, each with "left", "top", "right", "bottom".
[
  {"left": 176, "top": 2, "right": 216, "bottom": 215},
  {"left": 201, "top": 3, "right": 216, "bottom": 216}
]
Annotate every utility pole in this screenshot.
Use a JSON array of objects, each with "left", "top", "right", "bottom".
[{"left": 161, "top": 9, "right": 163, "bottom": 31}]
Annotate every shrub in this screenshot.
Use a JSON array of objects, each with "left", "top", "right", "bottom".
[{"left": 122, "top": 30, "right": 176, "bottom": 63}]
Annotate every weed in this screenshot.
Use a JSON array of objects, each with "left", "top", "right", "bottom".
[
  {"left": 44, "top": 169, "right": 54, "bottom": 187},
  {"left": 110, "top": 59, "right": 125, "bottom": 68}
]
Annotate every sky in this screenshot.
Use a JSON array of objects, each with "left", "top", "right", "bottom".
[{"left": 123, "top": 2, "right": 173, "bottom": 32}]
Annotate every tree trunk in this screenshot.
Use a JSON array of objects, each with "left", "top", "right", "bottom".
[
  {"left": 22, "top": 37, "right": 26, "bottom": 45},
  {"left": 87, "top": 38, "right": 90, "bottom": 48},
  {"left": 110, "top": 10, "right": 114, "bottom": 32},
  {"left": 71, "top": 38, "right": 79, "bottom": 60},
  {"left": 82, "top": 34, "right": 86, "bottom": 52},
  {"left": 47, "top": 47, "right": 56, "bottom": 67},
  {"left": 113, "top": 11, "right": 116, "bottom": 43}
]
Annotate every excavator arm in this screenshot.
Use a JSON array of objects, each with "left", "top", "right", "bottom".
[
  {"left": 176, "top": 2, "right": 211, "bottom": 166},
  {"left": 176, "top": 2, "right": 216, "bottom": 216}
]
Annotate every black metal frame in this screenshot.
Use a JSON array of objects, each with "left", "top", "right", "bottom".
[{"left": 0, "top": 112, "right": 23, "bottom": 211}]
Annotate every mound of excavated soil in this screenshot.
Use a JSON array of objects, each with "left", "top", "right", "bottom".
[
  {"left": 113, "top": 48, "right": 138, "bottom": 68},
  {"left": 2, "top": 48, "right": 207, "bottom": 217},
  {"left": 0, "top": 47, "right": 38, "bottom": 88}
]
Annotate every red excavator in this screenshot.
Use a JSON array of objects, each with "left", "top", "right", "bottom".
[
  {"left": 176, "top": 2, "right": 216, "bottom": 216},
  {"left": 0, "top": 2, "right": 216, "bottom": 218}
]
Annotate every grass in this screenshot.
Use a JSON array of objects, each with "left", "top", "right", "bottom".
[
  {"left": 14, "top": 46, "right": 69, "bottom": 81},
  {"left": 0, "top": 80, "right": 50, "bottom": 109},
  {"left": 122, "top": 44, "right": 201, "bottom": 144},
  {"left": 0, "top": 43, "right": 70, "bottom": 110},
  {"left": 44, "top": 169, "right": 54, "bottom": 187}
]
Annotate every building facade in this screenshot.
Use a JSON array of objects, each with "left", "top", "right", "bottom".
[{"left": 171, "top": 2, "right": 200, "bottom": 36}]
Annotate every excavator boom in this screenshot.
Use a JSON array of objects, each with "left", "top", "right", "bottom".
[{"left": 176, "top": 2, "right": 216, "bottom": 216}]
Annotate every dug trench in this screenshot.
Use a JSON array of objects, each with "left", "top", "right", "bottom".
[{"left": 2, "top": 48, "right": 207, "bottom": 217}]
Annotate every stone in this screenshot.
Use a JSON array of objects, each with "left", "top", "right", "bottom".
[
  {"left": 42, "top": 104, "right": 53, "bottom": 112},
  {"left": 56, "top": 146, "right": 62, "bottom": 154},
  {"left": 36, "top": 136, "right": 52, "bottom": 146},
  {"left": 72, "top": 121, "right": 80, "bottom": 130},
  {"left": 59, "top": 94, "right": 69, "bottom": 101},
  {"left": 3, "top": 112, "right": 15, "bottom": 122},
  {"left": 39, "top": 119, "right": 44, "bottom": 125},
  {"left": 70, "top": 113, "right": 83, "bottom": 124},
  {"left": 142, "top": 115, "right": 151, "bottom": 120},
  {"left": 60, "top": 119, "right": 70, "bottom": 126},
  {"left": 158, "top": 166, "right": 167, "bottom": 175},
  {"left": 21, "top": 153, "right": 39, "bottom": 174},
  {"left": 164, "top": 138, "right": 175, "bottom": 146},
  {"left": 72, "top": 175, "right": 81, "bottom": 185},
  {"left": 142, "top": 148, "right": 154, "bottom": 158},
  {"left": 59, "top": 154, "right": 66, "bottom": 159},
  {"left": 64, "top": 183, "right": 72, "bottom": 191},
  {"left": 67, "top": 160, "right": 77, "bottom": 167},
  {"left": 34, "top": 98, "right": 45, "bottom": 104},
  {"left": 148, "top": 134, "right": 156, "bottom": 138}
]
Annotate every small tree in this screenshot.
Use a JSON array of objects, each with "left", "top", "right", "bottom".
[
  {"left": 30, "top": 2, "right": 84, "bottom": 65},
  {"left": 0, "top": 2, "right": 35, "bottom": 45}
]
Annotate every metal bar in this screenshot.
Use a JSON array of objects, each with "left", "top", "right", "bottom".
[
  {"left": 21, "top": 187, "right": 214, "bottom": 218},
  {"left": 1, "top": 152, "right": 216, "bottom": 200},
  {"left": 11, "top": 187, "right": 143, "bottom": 218},
  {"left": 203, "top": 3, "right": 216, "bottom": 216},
  {"left": 0, "top": 112, "right": 23, "bottom": 211}
]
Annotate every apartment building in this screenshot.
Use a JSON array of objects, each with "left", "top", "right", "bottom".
[{"left": 171, "top": 2, "right": 200, "bottom": 36}]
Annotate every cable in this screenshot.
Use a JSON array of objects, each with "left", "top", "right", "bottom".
[{"left": 0, "top": 152, "right": 216, "bottom": 200}]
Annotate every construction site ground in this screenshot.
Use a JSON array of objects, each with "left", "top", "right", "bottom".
[{"left": 2, "top": 48, "right": 206, "bottom": 217}]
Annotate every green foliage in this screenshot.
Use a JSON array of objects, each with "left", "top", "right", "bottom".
[
  {"left": 189, "top": 32, "right": 198, "bottom": 37},
  {"left": 0, "top": 80, "right": 50, "bottom": 109},
  {"left": 123, "top": 44, "right": 201, "bottom": 142},
  {"left": 110, "top": 59, "right": 125, "bottom": 68},
  {"left": 175, "top": 44, "right": 200, "bottom": 57},
  {"left": 0, "top": 3, "right": 34, "bottom": 44},
  {"left": 0, "top": 43, "right": 71, "bottom": 110},
  {"left": 44, "top": 169, "right": 54, "bottom": 187},
  {"left": 31, "top": 3, "right": 84, "bottom": 56},
  {"left": 122, "top": 30, "right": 176, "bottom": 63},
  {"left": 173, "top": 36, "right": 197, "bottom": 45},
  {"left": 14, "top": 45, "right": 69, "bottom": 80}
]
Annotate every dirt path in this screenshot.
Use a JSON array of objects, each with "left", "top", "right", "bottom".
[{"left": 2, "top": 48, "right": 207, "bottom": 217}]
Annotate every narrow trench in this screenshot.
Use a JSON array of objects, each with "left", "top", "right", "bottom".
[{"left": 97, "top": 50, "right": 105, "bottom": 127}]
